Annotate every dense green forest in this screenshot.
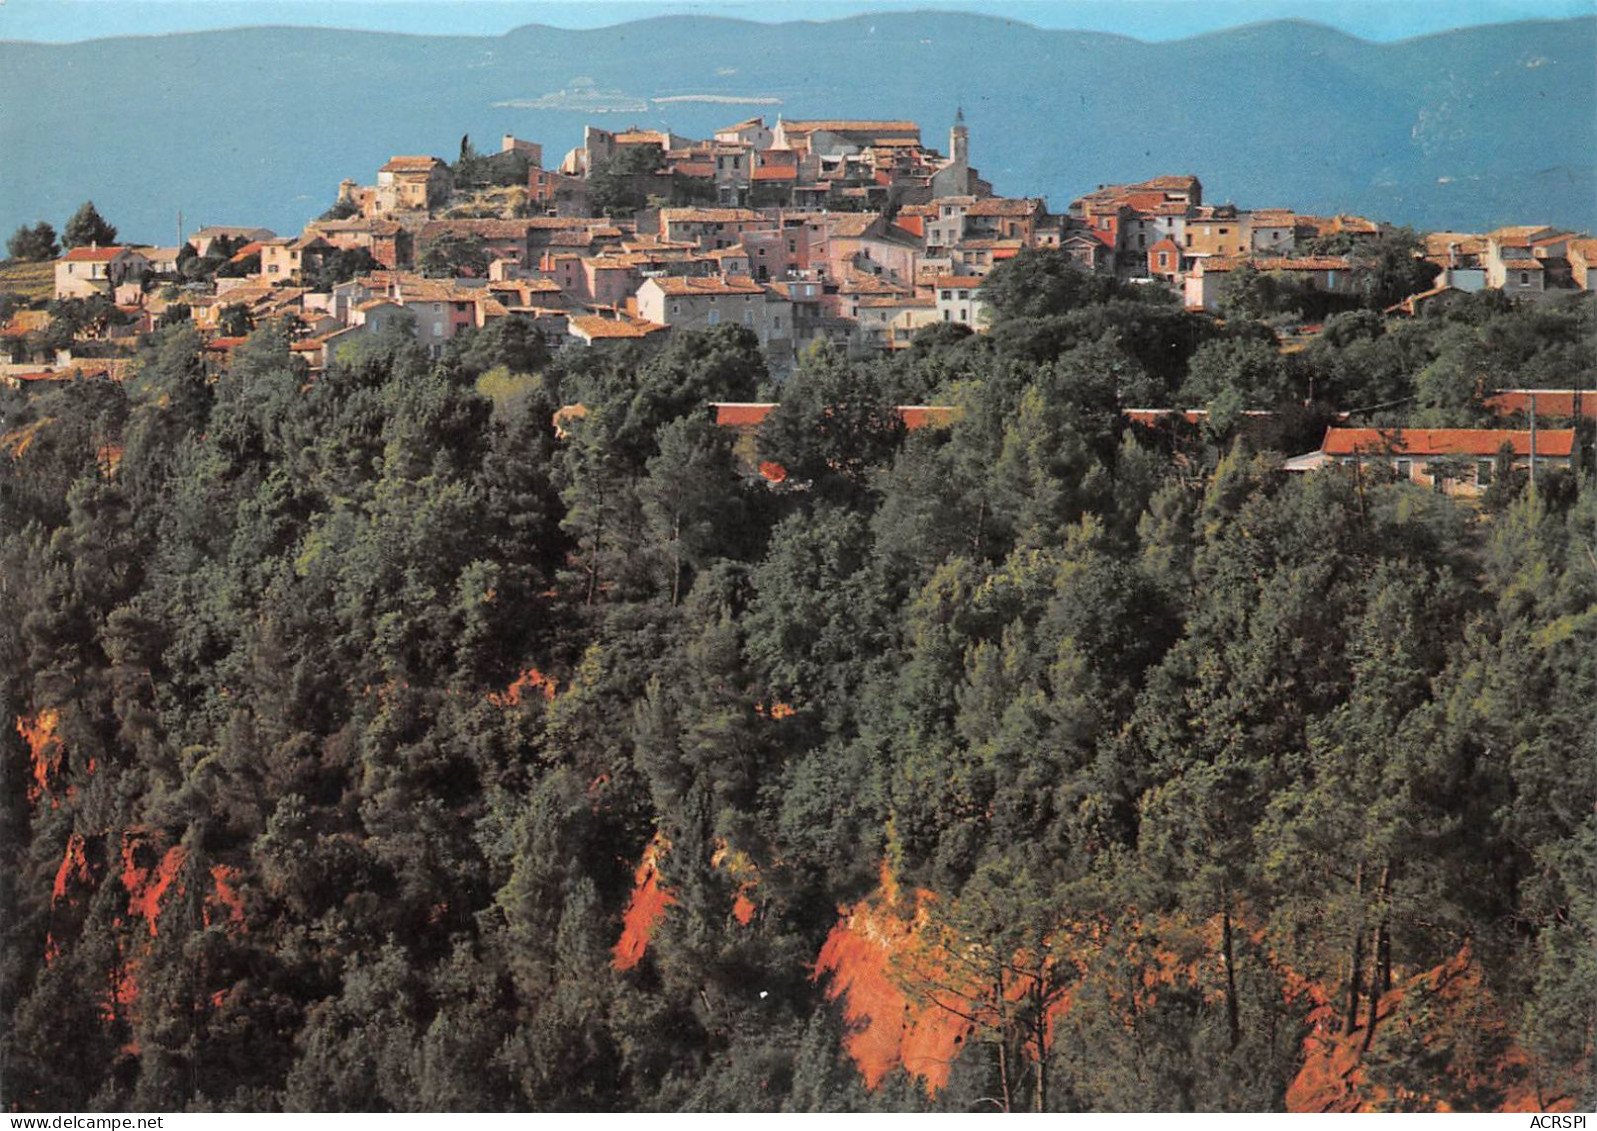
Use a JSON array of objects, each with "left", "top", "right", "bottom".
[{"left": 2, "top": 257, "right": 1594, "bottom": 1112}]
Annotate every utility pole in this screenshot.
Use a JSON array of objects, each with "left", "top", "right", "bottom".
[
  {"left": 176, "top": 209, "right": 184, "bottom": 249},
  {"left": 1528, "top": 392, "right": 1537, "bottom": 504}
]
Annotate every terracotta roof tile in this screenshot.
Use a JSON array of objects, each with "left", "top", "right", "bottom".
[
  {"left": 779, "top": 120, "right": 919, "bottom": 134},
  {"left": 647, "top": 275, "right": 766, "bottom": 297},
  {"left": 1321, "top": 427, "right": 1574, "bottom": 459},
  {"left": 570, "top": 315, "right": 667, "bottom": 340},
  {"left": 661, "top": 208, "right": 763, "bottom": 224},
  {"left": 380, "top": 156, "right": 445, "bottom": 173},
  {"left": 61, "top": 246, "right": 126, "bottom": 262},
  {"left": 1203, "top": 255, "right": 1352, "bottom": 273},
  {"left": 1484, "top": 390, "right": 1597, "bottom": 419},
  {"left": 966, "top": 197, "right": 1043, "bottom": 217}
]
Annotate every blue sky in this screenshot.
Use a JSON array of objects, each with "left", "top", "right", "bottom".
[{"left": 1, "top": 0, "right": 1592, "bottom": 43}]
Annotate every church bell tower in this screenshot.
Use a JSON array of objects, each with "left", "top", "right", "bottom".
[{"left": 950, "top": 107, "right": 969, "bottom": 168}]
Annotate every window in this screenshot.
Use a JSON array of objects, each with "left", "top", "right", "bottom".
[
  {"left": 1395, "top": 459, "right": 1413, "bottom": 480},
  {"left": 1138, "top": 234, "right": 1146, "bottom": 248},
  {"left": 433, "top": 303, "right": 442, "bottom": 313},
  {"left": 1520, "top": 272, "right": 1530, "bottom": 285},
  {"left": 433, "top": 321, "right": 444, "bottom": 335},
  {"left": 1158, "top": 252, "right": 1169, "bottom": 268},
  {"left": 788, "top": 241, "right": 796, "bottom": 253},
  {"left": 1476, "top": 461, "right": 1494, "bottom": 485},
  {"left": 744, "top": 310, "right": 754, "bottom": 326},
  {"left": 959, "top": 308, "right": 968, "bottom": 321},
  {"left": 943, "top": 309, "right": 951, "bottom": 322},
  {"left": 707, "top": 309, "right": 720, "bottom": 325}
]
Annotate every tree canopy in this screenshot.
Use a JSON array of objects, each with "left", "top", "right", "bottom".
[
  {"left": 1, "top": 263, "right": 1592, "bottom": 1114},
  {"left": 62, "top": 200, "right": 118, "bottom": 248}
]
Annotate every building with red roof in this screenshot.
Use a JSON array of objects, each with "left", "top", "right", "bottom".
[
  {"left": 54, "top": 245, "right": 149, "bottom": 299},
  {"left": 1286, "top": 427, "right": 1576, "bottom": 496}
]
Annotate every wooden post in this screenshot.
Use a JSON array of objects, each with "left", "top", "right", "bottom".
[{"left": 1529, "top": 392, "right": 1538, "bottom": 503}]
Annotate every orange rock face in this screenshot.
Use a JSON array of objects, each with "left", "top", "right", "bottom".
[
  {"left": 814, "top": 870, "right": 971, "bottom": 1092},
  {"left": 490, "top": 667, "right": 559, "bottom": 708},
  {"left": 613, "top": 832, "right": 675, "bottom": 971},
  {"left": 19, "top": 709, "right": 63, "bottom": 805},
  {"left": 121, "top": 835, "right": 188, "bottom": 937},
  {"left": 1286, "top": 944, "right": 1579, "bottom": 1113}
]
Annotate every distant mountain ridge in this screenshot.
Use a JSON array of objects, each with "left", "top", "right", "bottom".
[{"left": 1, "top": 13, "right": 1591, "bottom": 243}]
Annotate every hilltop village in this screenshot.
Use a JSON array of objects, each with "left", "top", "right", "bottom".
[
  {"left": 4, "top": 109, "right": 1596, "bottom": 1116},
  {"left": 3, "top": 112, "right": 1595, "bottom": 491}
]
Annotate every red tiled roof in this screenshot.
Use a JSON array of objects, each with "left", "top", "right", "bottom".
[
  {"left": 570, "top": 315, "right": 666, "bottom": 340},
  {"left": 780, "top": 120, "right": 919, "bottom": 134},
  {"left": 647, "top": 275, "right": 766, "bottom": 297},
  {"left": 1138, "top": 175, "right": 1200, "bottom": 192},
  {"left": 966, "top": 197, "right": 1042, "bottom": 218},
  {"left": 380, "top": 155, "right": 445, "bottom": 173},
  {"left": 897, "top": 405, "right": 960, "bottom": 430},
  {"left": 1203, "top": 256, "right": 1352, "bottom": 273},
  {"left": 1321, "top": 427, "right": 1575, "bottom": 458},
  {"left": 1488, "top": 225, "right": 1552, "bottom": 244},
  {"left": 1484, "top": 390, "right": 1597, "bottom": 419},
  {"left": 1123, "top": 192, "right": 1169, "bottom": 213},
  {"left": 671, "top": 162, "right": 715, "bottom": 178},
  {"left": 714, "top": 402, "right": 777, "bottom": 428},
  {"left": 935, "top": 275, "right": 985, "bottom": 288},
  {"left": 1126, "top": 409, "right": 1208, "bottom": 426},
  {"left": 855, "top": 295, "right": 934, "bottom": 308},
  {"left": 752, "top": 167, "right": 798, "bottom": 181},
  {"left": 712, "top": 402, "right": 957, "bottom": 431},
  {"left": 61, "top": 246, "right": 125, "bottom": 262},
  {"left": 661, "top": 208, "right": 763, "bottom": 224}
]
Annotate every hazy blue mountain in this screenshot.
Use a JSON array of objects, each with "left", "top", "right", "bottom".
[{"left": 2, "top": 13, "right": 1592, "bottom": 244}]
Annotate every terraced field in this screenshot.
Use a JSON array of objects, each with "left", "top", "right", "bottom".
[{"left": 0, "top": 260, "right": 53, "bottom": 303}]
